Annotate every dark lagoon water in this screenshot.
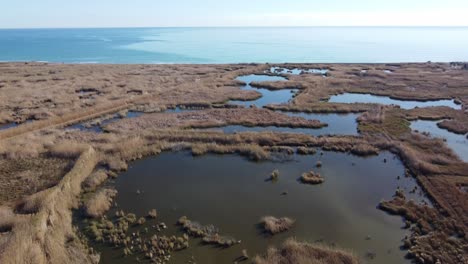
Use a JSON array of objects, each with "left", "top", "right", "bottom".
[
  {"left": 1, "top": 27, "right": 468, "bottom": 63},
  {"left": 410, "top": 120, "right": 468, "bottom": 162},
  {"left": 93, "top": 151, "right": 429, "bottom": 264},
  {"left": 329, "top": 93, "right": 462, "bottom": 110}
]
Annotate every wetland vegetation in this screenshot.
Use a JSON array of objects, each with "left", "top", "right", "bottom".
[{"left": 0, "top": 62, "right": 466, "bottom": 264}]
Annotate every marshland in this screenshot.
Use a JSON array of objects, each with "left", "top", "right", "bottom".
[{"left": 0, "top": 62, "right": 467, "bottom": 264}]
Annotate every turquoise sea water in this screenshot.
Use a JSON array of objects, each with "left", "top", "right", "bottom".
[{"left": 1, "top": 27, "right": 468, "bottom": 63}]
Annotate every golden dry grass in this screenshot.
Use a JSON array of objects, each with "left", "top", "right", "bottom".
[
  {"left": 83, "top": 188, "right": 117, "bottom": 218},
  {"left": 0, "top": 147, "right": 99, "bottom": 264},
  {"left": 0, "top": 156, "right": 72, "bottom": 204}
]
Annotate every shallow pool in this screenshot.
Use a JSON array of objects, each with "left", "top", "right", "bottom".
[{"left": 229, "top": 75, "right": 294, "bottom": 108}]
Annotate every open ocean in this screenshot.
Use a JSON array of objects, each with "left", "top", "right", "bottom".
[{"left": 1, "top": 27, "right": 468, "bottom": 63}]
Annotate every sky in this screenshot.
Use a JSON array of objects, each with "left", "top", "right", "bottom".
[{"left": 1, "top": 0, "right": 468, "bottom": 28}]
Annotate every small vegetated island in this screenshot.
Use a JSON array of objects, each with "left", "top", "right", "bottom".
[{"left": 0, "top": 62, "right": 467, "bottom": 264}]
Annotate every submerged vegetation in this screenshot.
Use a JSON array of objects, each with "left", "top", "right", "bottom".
[
  {"left": 86, "top": 211, "right": 189, "bottom": 264},
  {"left": 177, "top": 216, "right": 240, "bottom": 247}
]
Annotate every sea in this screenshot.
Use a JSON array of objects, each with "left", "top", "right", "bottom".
[{"left": 1, "top": 27, "right": 468, "bottom": 63}]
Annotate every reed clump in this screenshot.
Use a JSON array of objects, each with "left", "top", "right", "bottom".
[
  {"left": 84, "top": 188, "right": 117, "bottom": 218},
  {"left": 260, "top": 216, "right": 295, "bottom": 234},
  {"left": 148, "top": 209, "right": 157, "bottom": 219},
  {"left": 300, "top": 171, "right": 325, "bottom": 185},
  {"left": 270, "top": 169, "right": 280, "bottom": 181},
  {"left": 82, "top": 169, "right": 108, "bottom": 192},
  {"left": 297, "top": 146, "right": 317, "bottom": 155}
]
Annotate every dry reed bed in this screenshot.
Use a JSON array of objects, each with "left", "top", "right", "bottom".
[
  {"left": 0, "top": 147, "right": 99, "bottom": 264},
  {"left": 0, "top": 100, "right": 130, "bottom": 141},
  {"left": 0, "top": 62, "right": 265, "bottom": 125},
  {"left": 253, "top": 238, "right": 360, "bottom": 264},
  {"left": 105, "top": 107, "right": 326, "bottom": 133},
  {"left": 1, "top": 62, "right": 466, "bottom": 133},
  {"left": 0, "top": 62, "right": 467, "bottom": 264},
  {"left": 0, "top": 157, "right": 72, "bottom": 204}
]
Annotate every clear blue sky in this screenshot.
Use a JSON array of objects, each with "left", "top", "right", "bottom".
[{"left": 2, "top": 0, "right": 468, "bottom": 28}]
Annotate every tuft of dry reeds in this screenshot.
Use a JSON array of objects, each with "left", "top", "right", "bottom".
[
  {"left": 260, "top": 216, "right": 295, "bottom": 234},
  {"left": 48, "top": 141, "right": 89, "bottom": 158},
  {"left": 300, "top": 171, "right": 325, "bottom": 185},
  {"left": 297, "top": 146, "right": 317, "bottom": 155},
  {"left": 84, "top": 188, "right": 117, "bottom": 218},
  {"left": 147, "top": 209, "right": 157, "bottom": 219},
  {"left": 82, "top": 170, "right": 108, "bottom": 192},
  {"left": 270, "top": 169, "right": 280, "bottom": 180}
]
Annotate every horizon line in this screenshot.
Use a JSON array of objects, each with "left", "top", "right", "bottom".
[{"left": 2, "top": 25, "right": 468, "bottom": 30}]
